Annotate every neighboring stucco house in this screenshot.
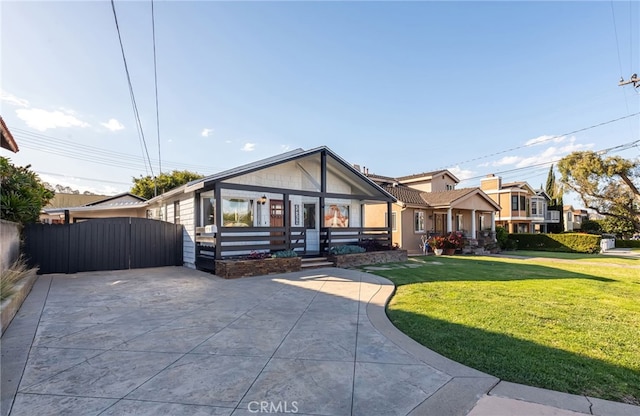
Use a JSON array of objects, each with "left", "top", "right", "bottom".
[
  {"left": 481, "top": 174, "right": 537, "bottom": 233},
  {"left": 364, "top": 171, "right": 500, "bottom": 253},
  {"left": 530, "top": 189, "right": 561, "bottom": 233},
  {"left": 141, "top": 146, "right": 396, "bottom": 269},
  {"left": 563, "top": 205, "right": 589, "bottom": 231},
  {"left": 41, "top": 193, "right": 147, "bottom": 223}
]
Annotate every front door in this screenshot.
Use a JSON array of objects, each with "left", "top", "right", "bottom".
[
  {"left": 304, "top": 203, "right": 319, "bottom": 254},
  {"left": 270, "top": 200, "right": 285, "bottom": 249},
  {"left": 435, "top": 213, "right": 446, "bottom": 234}
]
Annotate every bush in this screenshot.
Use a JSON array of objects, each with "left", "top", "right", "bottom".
[
  {"left": 580, "top": 220, "right": 602, "bottom": 234},
  {"left": 495, "top": 226, "right": 509, "bottom": 249},
  {"left": 615, "top": 239, "right": 640, "bottom": 248},
  {"left": 506, "top": 233, "right": 601, "bottom": 254},
  {"left": 0, "top": 257, "right": 36, "bottom": 301},
  {"left": 271, "top": 249, "right": 298, "bottom": 258},
  {"left": 329, "top": 245, "right": 366, "bottom": 255}
]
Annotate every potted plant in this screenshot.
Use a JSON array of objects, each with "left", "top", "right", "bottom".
[
  {"left": 427, "top": 235, "right": 447, "bottom": 256},
  {"left": 444, "top": 232, "right": 464, "bottom": 255}
]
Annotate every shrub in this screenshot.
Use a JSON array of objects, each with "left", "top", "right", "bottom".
[
  {"left": 271, "top": 249, "right": 298, "bottom": 258},
  {"left": 495, "top": 226, "right": 509, "bottom": 249},
  {"left": 0, "top": 257, "right": 36, "bottom": 301},
  {"left": 580, "top": 219, "right": 602, "bottom": 234},
  {"left": 329, "top": 245, "right": 366, "bottom": 255},
  {"left": 506, "top": 233, "right": 601, "bottom": 254},
  {"left": 615, "top": 239, "right": 640, "bottom": 248}
]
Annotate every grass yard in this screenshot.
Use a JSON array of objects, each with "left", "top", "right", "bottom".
[{"left": 367, "top": 254, "right": 640, "bottom": 405}]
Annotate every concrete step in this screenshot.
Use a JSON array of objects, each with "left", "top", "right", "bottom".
[{"left": 301, "top": 257, "right": 335, "bottom": 268}]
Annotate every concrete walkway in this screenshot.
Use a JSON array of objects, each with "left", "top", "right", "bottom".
[{"left": 1, "top": 267, "right": 638, "bottom": 416}]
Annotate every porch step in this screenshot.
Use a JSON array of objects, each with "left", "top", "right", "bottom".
[{"left": 301, "top": 257, "right": 335, "bottom": 269}]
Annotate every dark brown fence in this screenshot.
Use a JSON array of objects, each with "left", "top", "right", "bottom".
[{"left": 24, "top": 218, "right": 183, "bottom": 274}]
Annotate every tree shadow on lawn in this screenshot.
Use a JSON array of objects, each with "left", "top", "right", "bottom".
[
  {"left": 387, "top": 310, "right": 640, "bottom": 405},
  {"left": 383, "top": 257, "right": 618, "bottom": 286}
]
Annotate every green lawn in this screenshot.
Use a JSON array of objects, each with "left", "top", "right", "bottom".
[{"left": 366, "top": 255, "right": 640, "bottom": 405}]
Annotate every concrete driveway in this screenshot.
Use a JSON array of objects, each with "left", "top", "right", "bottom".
[{"left": 2, "top": 267, "right": 638, "bottom": 416}]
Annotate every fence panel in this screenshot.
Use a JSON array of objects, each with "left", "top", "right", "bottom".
[{"left": 24, "top": 218, "right": 183, "bottom": 274}]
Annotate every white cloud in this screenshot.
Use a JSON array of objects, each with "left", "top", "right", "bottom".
[
  {"left": 0, "top": 90, "right": 29, "bottom": 107},
  {"left": 493, "top": 156, "right": 522, "bottom": 166},
  {"left": 447, "top": 166, "right": 475, "bottom": 181},
  {"left": 524, "top": 135, "right": 566, "bottom": 147},
  {"left": 516, "top": 138, "right": 593, "bottom": 168},
  {"left": 201, "top": 128, "right": 214, "bottom": 137},
  {"left": 225, "top": 140, "right": 232, "bottom": 144},
  {"left": 16, "top": 108, "right": 90, "bottom": 131},
  {"left": 100, "top": 118, "right": 124, "bottom": 132},
  {"left": 241, "top": 143, "right": 255, "bottom": 152},
  {"left": 280, "top": 145, "right": 291, "bottom": 151}
]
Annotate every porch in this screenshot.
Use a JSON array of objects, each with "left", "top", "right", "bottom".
[{"left": 195, "top": 225, "right": 393, "bottom": 272}]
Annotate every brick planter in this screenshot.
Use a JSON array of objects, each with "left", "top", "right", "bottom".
[
  {"left": 215, "top": 257, "right": 302, "bottom": 279},
  {"left": 328, "top": 250, "right": 408, "bottom": 268}
]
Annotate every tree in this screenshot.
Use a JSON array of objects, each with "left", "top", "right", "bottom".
[
  {"left": 131, "top": 170, "right": 204, "bottom": 200},
  {"left": 544, "top": 164, "right": 564, "bottom": 233},
  {"left": 557, "top": 151, "right": 640, "bottom": 233},
  {"left": 0, "top": 157, "right": 54, "bottom": 224}
]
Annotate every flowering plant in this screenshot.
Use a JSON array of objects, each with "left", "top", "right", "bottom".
[
  {"left": 428, "top": 232, "right": 465, "bottom": 250},
  {"left": 445, "top": 232, "right": 465, "bottom": 249},
  {"left": 427, "top": 235, "right": 447, "bottom": 250}
]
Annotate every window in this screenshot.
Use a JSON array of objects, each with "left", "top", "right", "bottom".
[
  {"left": 479, "top": 214, "right": 485, "bottom": 230},
  {"left": 446, "top": 184, "right": 455, "bottom": 190},
  {"left": 414, "top": 211, "right": 425, "bottom": 232},
  {"left": 304, "top": 204, "right": 316, "bottom": 229},
  {"left": 531, "top": 201, "right": 538, "bottom": 215},
  {"left": 392, "top": 212, "right": 397, "bottom": 231},
  {"left": 174, "top": 201, "right": 180, "bottom": 224},
  {"left": 511, "top": 195, "right": 519, "bottom": 211},
  {"left": 324, "top": 205, "right": 349, "bottom": 227},
  {"left": 201, "top": 196, "right": 215, "bottom": 225},
  {"left": 222, "top": 198, "right": 253, "bottom": 227},
  {"left": 520, "top": 196, "right": 526, "bottom": 211},
  {"left": 456, "top": 214, "right": 463, "bottom": 231}
]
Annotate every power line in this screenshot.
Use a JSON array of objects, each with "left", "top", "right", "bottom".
[
  {"left": 457, "top": 138, "right": 640, "bottom": 185},
  {"left": 9, "top": 127, "right": 222, "bottom": 173},
  {"left": 151, "top": 0, "right": 162, "bottom": 176},
  {"left": 110, "top": 0, "right": 155, "bottom": 178},
  {"left": 35, "top": 170, "right": 132, "bottom": 186},
  {"left": 435, "top": 111, "right": 640, "bottom": 171}
]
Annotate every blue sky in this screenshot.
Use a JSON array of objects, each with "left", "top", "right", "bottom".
[{"left": 1, "top": 1, "right": 638, "bottom": 205}]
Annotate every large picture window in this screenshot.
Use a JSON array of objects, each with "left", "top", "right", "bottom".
[
  {"left": 222, "top": 198, "right": 253, "bottom": 227},
  {"left": 324, "top": 205, "right": 349, "bottom": 227}
]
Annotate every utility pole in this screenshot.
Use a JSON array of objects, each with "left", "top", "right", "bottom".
[{"left": 619, "top": 73, "right": 639, "bottom": 88}]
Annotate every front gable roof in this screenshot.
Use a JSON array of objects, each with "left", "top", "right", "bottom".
[
  {"left": 397, "top": 170, "right": 460, "bottom": 185},
  {"left": 502, "top": 181, "right": 536, "bottom": 194},
  {"left": 420, "top": 188, "right": 501, "bottom": 210},
  {"left": 149, "top": 146, "right": 396, "bottom": 203}
]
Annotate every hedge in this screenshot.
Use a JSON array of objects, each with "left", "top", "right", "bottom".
[
  {"left": 615, "top": 239, "right": 640, "bottom": 248},
  {"left": 506, "top": 233, "right": 601, "bottom": 254}
]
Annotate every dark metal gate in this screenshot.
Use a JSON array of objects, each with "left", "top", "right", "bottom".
[{"left": 24, "top": 217, "right": 183, "bottom": 274}]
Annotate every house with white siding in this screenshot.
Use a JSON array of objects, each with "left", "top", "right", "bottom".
[{"left": 143, "top": 146, "right": 396, "bottom": 270}]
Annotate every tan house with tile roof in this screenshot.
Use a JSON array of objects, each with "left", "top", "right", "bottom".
[
  {"left": 364, "top": 172, "right": 500, "bottom": 254},
  {"left": 480, "top": 174, "right": 537, "bottom": 233}
]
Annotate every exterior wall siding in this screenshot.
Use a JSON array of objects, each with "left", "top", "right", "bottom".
[{"left": 179, "top": 197, "right": 195, "bottom": 267}]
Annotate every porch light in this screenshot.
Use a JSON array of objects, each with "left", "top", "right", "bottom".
[{"left": 259, "top": 195, "right": 267, "bottom": 205}]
